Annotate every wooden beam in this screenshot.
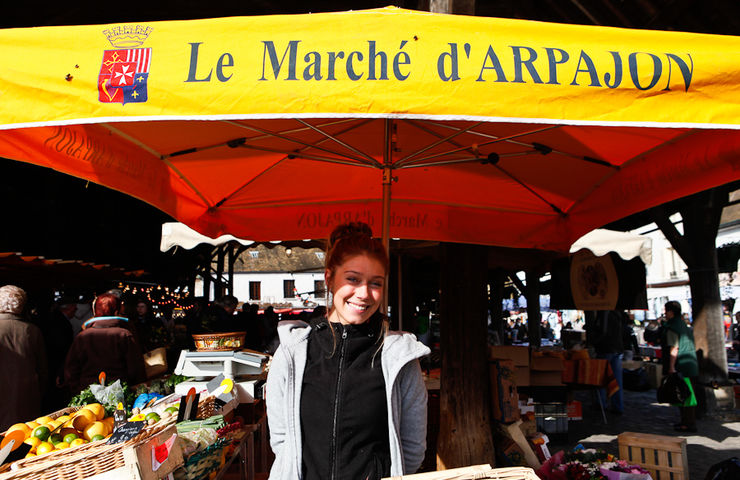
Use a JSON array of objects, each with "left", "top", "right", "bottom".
[
  {"left": 438, "top": 243, "right": 494, "bottom": 469},
  {"left": 651, "top": 205, "right": 695, "bottom": 267}
]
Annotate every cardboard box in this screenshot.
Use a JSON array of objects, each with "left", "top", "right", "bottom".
[
  {"left": 515, "top": 366, "right": 531, "bottom": 386},
  {"left": 490, "top": 346, "right": 530, "bottom": 366},
  {"left": 530, "top": 371, "right": 563, "bottom": 386},
  {"left": 530, "top": 354, "right": 565, "bottom": 372},
  {"left": 490, "top": 359, "right": 521, "bottom": 423},
  {"left": 567, "top": 400, "right": 582, "bottom": 420},
  {"left": 644, "top": 362, "right": 663, "bottom": 389}
]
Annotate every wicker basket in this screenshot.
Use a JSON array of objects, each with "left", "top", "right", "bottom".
[
  {"left": 0, "top": 418, "right": 180, "bottom": 480},
  {"left": 191, "top": 332, "right": 246, "bottom": 352},
  {"left": 383, "top": 466, "right": 539, "bottom": 480}
]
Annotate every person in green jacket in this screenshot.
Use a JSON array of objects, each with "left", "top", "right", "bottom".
[{"left": 662, "top": 301, "right": 699, "bottom": 432}]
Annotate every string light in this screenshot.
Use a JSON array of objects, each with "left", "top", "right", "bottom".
[{"left": 117, "top": 283, "right": 192, "bottom": 309}]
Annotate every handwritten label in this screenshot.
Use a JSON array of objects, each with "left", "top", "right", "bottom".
[{"left": 106, "top": 421, "right": 146, "bottom": 444}]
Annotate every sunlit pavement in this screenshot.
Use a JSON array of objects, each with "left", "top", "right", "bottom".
[{"left": 548, "top": 388, "right": 740, "bottom": 479}]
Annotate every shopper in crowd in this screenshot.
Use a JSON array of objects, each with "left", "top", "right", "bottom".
[
  {"left": 198, "top": 294, "right": 239, "bottom": 333},
  {"left": 663, "top": 301, "right": 699, "bottom": 432},
  {"left": 0, "top": 285, "right": 47, "bottom": 431},
  {"left": 64, "top": 292, "right": 146, "bottom": 395},
  {"left": 266, "top": 222, "right": 430, "bottom": 480},
  {"left": 130, "top": 298, "right": 171, "bottom": 353},
  {"left": 585, "top": 310, "right": 625, "bottom": 414},
  {"left": 41, "top": 296, "right": 75, "bottom": 410}
]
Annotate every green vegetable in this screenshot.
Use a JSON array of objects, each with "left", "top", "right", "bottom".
[{"left": 175, "top": 415, "right": 225, "bottom": 434}]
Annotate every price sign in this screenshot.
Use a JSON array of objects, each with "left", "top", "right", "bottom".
[{"left": 106, "top": 421, "right": 146, "bottom": 444}]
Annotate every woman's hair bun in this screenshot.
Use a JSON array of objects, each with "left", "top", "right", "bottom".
[{"left": 328, "top": 222, "right": 373, "bottom": 246}]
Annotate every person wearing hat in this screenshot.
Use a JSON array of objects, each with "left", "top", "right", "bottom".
[{"left": 0, "top": 285, "right": 47, "bottom": 431}]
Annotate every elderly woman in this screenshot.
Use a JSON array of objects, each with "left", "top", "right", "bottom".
[{"left": 0, "top": 285, "right": 47, "bottom": 431}]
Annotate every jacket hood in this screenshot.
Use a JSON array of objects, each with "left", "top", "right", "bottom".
[{"left": 276, "top": 319, "right": 429, "bottom": 361}]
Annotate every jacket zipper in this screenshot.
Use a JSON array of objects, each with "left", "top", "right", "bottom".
[{"left": 330, "top": 326, "right": 348, "bottom": 480}]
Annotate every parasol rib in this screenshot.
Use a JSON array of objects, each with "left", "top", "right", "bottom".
[
  {"left": 295, "top": 119, "right": 382, "bottom": 168},
  {"left": 395, "top": 121, "right": 483, "bottom": 167},
  {"left": 102, "top": 123, "right": 214, "bottom": 209},
  {"left": 223, "top": 120, "right": 376, "bottom": 166}
]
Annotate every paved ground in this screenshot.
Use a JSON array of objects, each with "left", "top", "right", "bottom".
[{"left": 548, "top": 388, "right": 740, "bottom": 480}]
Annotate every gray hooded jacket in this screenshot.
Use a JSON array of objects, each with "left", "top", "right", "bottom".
[{"left": 266, "top": 320, "right": 431, "bottom": 479}]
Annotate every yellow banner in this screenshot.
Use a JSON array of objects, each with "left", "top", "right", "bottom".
[{"left": 1, "top": 6, "right": 739, "bottom": 128}]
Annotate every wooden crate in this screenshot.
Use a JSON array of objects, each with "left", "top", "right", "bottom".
[
  {"left": 382, "top": 465, "right": 538, "bottom": 480},
  {"left": 617, "top": 432, "right": 689, "bottom": 480}
]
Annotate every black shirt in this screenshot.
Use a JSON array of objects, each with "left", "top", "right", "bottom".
[{"left": 300, "top": 316, "right": 390, "bottom": 480}]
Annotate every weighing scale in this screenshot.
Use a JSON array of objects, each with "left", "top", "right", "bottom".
[{"left": 174, "top": 350, "right": 269, "bottom": 404}]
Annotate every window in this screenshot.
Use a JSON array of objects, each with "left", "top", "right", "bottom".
[
  {"left": 249, "top": 251, "right": 259, "bottom": 258},
  {"left": 249, "top": 281, "right": 261, "bottom": 301},
  {"left": 284, "top": 279, "right": 296, "bottom": 298},
  {"left": 315, "top": 251, "right": 325, "bottom": 260},
  {"left": 314, "top": 280, "right": 326, "bottom": 297}
]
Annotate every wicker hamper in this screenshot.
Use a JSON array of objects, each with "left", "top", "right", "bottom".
[{"left": 0, "top": 420, "right": 183, "bottom": 480}]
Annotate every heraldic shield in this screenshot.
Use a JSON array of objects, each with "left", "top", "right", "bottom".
[{"left": 98, "top": 48, "right": 150, "bottom": 104}]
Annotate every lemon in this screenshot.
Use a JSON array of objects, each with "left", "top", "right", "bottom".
[
  {"left": 84, "top": 404, "right": 105, "bottom": 421},
  {"left": 24, "top": 437, "right": 41, "bottom": 452},
  {"left": 7, "top": 423, "right": 31, "bottom": 439},
  {"left": 32, "top": 426, "right": 51, "bottom": 442},
  {"left": 72, "top": 409, "right": 96, "bottom": 431},
  {"left": 70, "top": 438, "right": 87, "bottom": 447},
  {"left": 102, "top": 417, "right": 115, "bottom": 432},
  {"left": 35, "top": 416, "right": 54, "bottom": 425},
  {"left": 83, "top": 421, "right": 108, "bottom": 441},
  {"left": 24, "top": 452, "right": 36, "bottom": 459},
  {"left": 46, "top": 420, "right": 62, "bottom": 430},
  {"left": 56, "top": 415, "right": 71, "bottom": 424},
  {"left": 36, "top": 441, "right": 54, "bottom": 456},
  {"left": 25, "top": 421, "right": 39, "bottom": 430},
  {"left": 55, "top": 441, "right": 70, "bottom": 450}
]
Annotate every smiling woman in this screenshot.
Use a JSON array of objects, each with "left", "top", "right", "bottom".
[{"left": 265, "top": 222, "right": 431, "bottom": 480}]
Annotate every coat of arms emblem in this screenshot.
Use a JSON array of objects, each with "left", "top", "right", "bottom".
[{"left": 98, "top": 25, "right": 152, "bottom": 104}]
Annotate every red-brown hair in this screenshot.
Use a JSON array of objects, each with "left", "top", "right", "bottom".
[
  {"left": 325, "top": 222, "right": 389, "bottom": 278},
  {"left": 93, "top": 293, "right": 122, "bottom": 317}
]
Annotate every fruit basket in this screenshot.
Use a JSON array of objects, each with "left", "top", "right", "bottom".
[
  {"left": 191, "top": 332, "right": 246, "bottom": 352},
  {"left": 0, "top": 420, "right": 182, "bottom": 480}
]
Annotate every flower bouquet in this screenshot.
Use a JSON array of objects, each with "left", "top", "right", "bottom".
[{"left": 599, "top": 460, "right": 652, "bottom": 480}]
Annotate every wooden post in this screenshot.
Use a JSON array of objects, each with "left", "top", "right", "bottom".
[
  {"left": 526, "top": 270, "right": 541, "bottom": 348},
  {"left": 652, "top": 189, "right": 729, "bottom": 382},
  {"left": 227, "top": 243, "right": 236, "bottom": 296},
  {"left": 489, "top": 269, "right": 506, "bottom": 344},
  {"left": 215, "top": 245, "right": 225, "bottom": 299},
  {"left": 437, "top": 243, "right": 495, "bottom": 469}
]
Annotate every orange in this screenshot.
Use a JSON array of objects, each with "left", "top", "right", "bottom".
[
  {"left": 84, "top": 404, "right": 105, "bottom": 421},
  {"left": 83, "top": 422, "right": 108, "bottom": 441},
  {"left": 72, "top": 409, "right": 96, "bottom": 431},
  {"left": 35, "top": 441, "right": 54, "bottom": 456},
  {"left": 70, "top": 438, "right": 87, "bottom": 447},
  {"left": 7, "top": 423, "right": 31, "bottom": 439},
  {"left": 60, "top": 427, "right": 78, "bottom": 438}
]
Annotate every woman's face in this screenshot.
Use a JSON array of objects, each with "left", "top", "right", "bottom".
[{"left": 327, "top": 254, "right": 385, "bottom": 325}]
